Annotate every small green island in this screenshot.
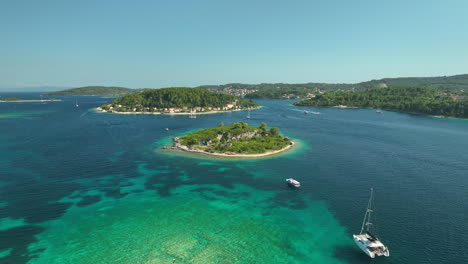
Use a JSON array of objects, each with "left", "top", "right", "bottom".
[
  {"left": 167, "top": 122, "right": 294, "bottom": 157},
  {"left": 98, "top": 87, "right": 258, "bottom": 114}
]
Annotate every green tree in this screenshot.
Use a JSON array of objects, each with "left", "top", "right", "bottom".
[{"left": 270, "top": 127, "right": 280, "bottom": 136}]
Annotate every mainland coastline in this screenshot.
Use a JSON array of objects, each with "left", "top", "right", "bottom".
[
  {"left": 318, "top": 105, "right": 468, "bottom": 121},
  {"left": 294, "top": 87, "right": 468, "bottom": 119},
  {"left": 0, "top": 99, "right": 61, "bottom": 103}
]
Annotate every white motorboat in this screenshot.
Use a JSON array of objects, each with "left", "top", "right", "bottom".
[{"left": 286, "top": 178, "right": 300, "bottom": 188}]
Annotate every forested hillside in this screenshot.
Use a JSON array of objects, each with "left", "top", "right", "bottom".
[
  {"left": 294, "top": 87, "right": 468, "bottom": 118},
  {"left": 244, "top": 74, "right": 468, "bottom": 99},
  {"left": 102, "top": 87, "right": 257, "bottom": 112}
]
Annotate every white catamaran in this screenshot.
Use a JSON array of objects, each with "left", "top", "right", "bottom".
[{"left": 353, "top": 188, "right": 390, "bottom": 258}]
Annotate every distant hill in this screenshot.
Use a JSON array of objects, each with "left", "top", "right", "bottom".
[
  {"left": 244, "top": 74, "right": 468, "bottom": 99},
  {"left": 359, "top": 74, "right": 468, "bottom": 92},
  {"left": 45, "top": 86, "right": 139, "bottom": 96},
  {"left": 0, "top": 86, "right": 71, "bottom": 92},
  {"left": 42, "top": 74, "right": 468, "bottom": 98}
]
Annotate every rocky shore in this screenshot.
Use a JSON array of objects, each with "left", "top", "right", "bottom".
[{"left": 165, "top": 137, "right": 295, "bottom": 158}]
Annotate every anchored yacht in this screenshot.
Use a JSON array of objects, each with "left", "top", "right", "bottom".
[{"left": 353, "top": 188, "right": 390, "bottom": 258}]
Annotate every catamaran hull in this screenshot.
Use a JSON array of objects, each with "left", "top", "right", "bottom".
[
  {"left": 353, "top": 235, "right": 390, "bottom": 258},
  {"left": 353, "top": 235, "right": 375, "bottom": 258}
]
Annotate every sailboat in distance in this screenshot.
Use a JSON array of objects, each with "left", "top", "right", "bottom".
[
  {"left": 75, "top": 99, "right": 79, "bottom": 107},
  {"left": 353, "top": 188, "right": 390, "bottom": 258},
  {"left": 246, "top": 109, "right": 251, "bottom": 119}
]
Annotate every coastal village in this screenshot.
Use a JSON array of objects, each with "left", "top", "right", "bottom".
[{"left": 99, "top": 102, "right": 251, "bottom": 114}]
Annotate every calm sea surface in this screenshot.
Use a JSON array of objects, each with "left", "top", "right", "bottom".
[{"left": 0, "top": 93, "right": 467, "bottom": 264}]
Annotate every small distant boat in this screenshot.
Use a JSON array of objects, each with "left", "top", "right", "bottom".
[
  {"left": 353, "top": 188, "right": 390, "bottom": 258},
  {"left": 246, "top": 109, "right": 251, "bottom": 119},
  {"left": 304, "top": 110, "right": 309, "bottom": 114},
  {"left": 286, "top": 178, "right": 301, "bottom": 188},
  {"left": 75, "top": 100, "right": 79, "bottom": 107},
  {"left": 189, "top": 113, "right": 197, "bottom": 119},
  {"left": 165, "top": 128, "right": 169, "bottom": 131},
  {"left": 376, "top": 110, "right": 382, "bottom": 114}
]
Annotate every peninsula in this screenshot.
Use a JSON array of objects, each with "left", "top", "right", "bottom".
[
  {"left": 294, "top": 86, "right": 468, "bottom": 118},
  {"left": 45, "top": 86, "right": 139, "bottom": 96},
  {"left": 98, "top": 87, "right": 258, "bottom": 114},
  {"left": 0, "top": 97, "right": 60, "bottom": 102},
  {"left": 168, "top": 122, "right": 294, "bottom": 157}
]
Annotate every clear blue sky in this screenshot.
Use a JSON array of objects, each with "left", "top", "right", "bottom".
[{"left": 1, "top": 0, "right": 467, "bottom": 90}]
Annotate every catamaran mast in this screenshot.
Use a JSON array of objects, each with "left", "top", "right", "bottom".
[{"left": 359, "top": 188, "right": 374, "bottom": 234}]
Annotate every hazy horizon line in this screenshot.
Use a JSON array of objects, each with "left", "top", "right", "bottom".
[{"left": 1, "top": 72, "right": 467, "bottom": 92}]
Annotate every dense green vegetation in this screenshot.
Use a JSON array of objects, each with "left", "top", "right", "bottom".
[
  {"left": 46, "top": 86, "right": 138, "bottom": 96},
  {"left": 177, "top": 122, "right": 292, "bottom": 154},
  {"left": 294, "top": 87, "right": 468, "bottom": 118},
  {"left": 244, "top": 74, "right": 468, "bottom": 99},
  {"left": 101, "top": 87, "right": 257, "bottom": 112},
  {"left": 361, "top": 74, "right": 468, "bottom": 94}
]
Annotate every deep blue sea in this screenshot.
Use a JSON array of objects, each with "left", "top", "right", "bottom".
[{"left": 1, "top": 92, "right": 467, "bottom": 264}]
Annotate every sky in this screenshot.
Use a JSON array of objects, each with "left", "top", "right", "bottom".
[{"left": 1, "top": 0, "right": 468, "bottom": 90}]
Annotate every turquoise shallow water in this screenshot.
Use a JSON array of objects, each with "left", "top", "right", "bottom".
[{"left": 1, "top": 93, "right": 468, "bottom": 263}]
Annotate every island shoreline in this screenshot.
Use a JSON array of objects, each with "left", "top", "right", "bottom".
[
  {"left": 169, "top": 140, "right": 295, "bottom": 158},
  {"left": 93, "top": 106, "right": 261, "bottom": 115}
]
